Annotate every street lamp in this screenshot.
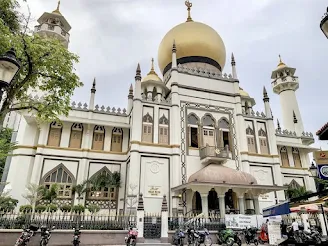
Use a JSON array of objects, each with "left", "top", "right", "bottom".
[
  {"left": 0, "top": 49, "right": 21, "bottom": 88},
  {"left": 309, "top": 161, "right": 318, "bottom": 178},
  {"left": 320, "top": 7, "right": 328, "bottom": 39}
]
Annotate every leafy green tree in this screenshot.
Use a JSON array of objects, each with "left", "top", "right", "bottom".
[
  {"left": 285, "top": 185, "right": 311, "bottom": 201},
  {"left": 72, "top": 180, "right": 89, "bottom": 205},
  {"left": 0, "top": 0, "right": 82, "bottom": 125},
  {"left": 39, "top": 183, "right": 59, "bottom": 204},
  {"left": 0, "top": 128, "right": 16, "bottom": 179}
]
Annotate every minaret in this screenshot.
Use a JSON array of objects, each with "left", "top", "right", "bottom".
[
  {"left": 262, "top": 86, "right": 272, "bottom": 118},
  {"left": 231, "top": 53, "right": 238, "bottom": 79},
  {"left": 34, "top": 1, "right": 71, "bottom": 48},
  {"left": 127, "top": 84, "right": 134, "bottom": 113},
  {"left": 89, "top": 78, "right": 96, "bottom": 110},
  {"left": 271, "top": 55, "right": 304, "bottom": 134}
]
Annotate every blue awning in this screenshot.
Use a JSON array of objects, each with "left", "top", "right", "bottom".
[{"left": 263, "top": 202, "right": 291, "bottom": 217}]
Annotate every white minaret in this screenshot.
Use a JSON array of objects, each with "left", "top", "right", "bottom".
[
  {"left": 271, "top": 55, "right": 304, "bottom": 134},
  {"left": 231, "top": 53, "right": 238, "bottom": 79},
  {"left": 89, "top": 78, "right": 96, "bottom": 110},
  {"left": 34, "top": 1, "right": 71, "bottom": 49}
]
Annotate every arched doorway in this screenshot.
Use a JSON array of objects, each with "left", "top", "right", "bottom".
[
  {"left": 208, "top": 188, "right": 219, "bottom": 212},
  {"left": 192, "top": 191, "right": 202, "bottom": 214},
  {"left": 225, "top": 189, "right": 238, "bottom": 213}
]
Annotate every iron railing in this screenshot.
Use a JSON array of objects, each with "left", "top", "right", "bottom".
[
  {"left": 0, "top": 212, "right": 136, "bottom": 230},
  {"left": 168, "top": 216, "right": 225, "bottom": 231},
  {"left": 199, "top": 146, "right": 231, "bottom": 160}
]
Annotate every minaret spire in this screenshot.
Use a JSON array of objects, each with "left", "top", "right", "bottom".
[
  {"left": 91, "top": 77, "right": 96, "bottom": 93},
  {"left": 263, "top": 86, "right": 269, "bottom": 102},
  {"left": 231, "top": 53, "right": 238, "bottom": 79},
  {"left": 277, "top": 119, "right": 281, "bottom": 131},
  {"left": 293, "top": 111, "right": 298, "bottom": 123},
  {"left": 89, "top": 77, "right": 96, "bottom": 110},
  {"left": 185, "top": 1, "right": 193, "bottom": 22},
  {"left": 53, "top": 1, "right": 62, "bottom": 15},
  {"left": 172, "top": 40, "right": 177, "bottom": 70}
]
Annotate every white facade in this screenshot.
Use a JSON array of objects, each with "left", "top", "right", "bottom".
[{"left": 3, "top": 4, "right": 318, "bottom": 217}]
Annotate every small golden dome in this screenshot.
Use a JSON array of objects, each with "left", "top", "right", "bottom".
[
  {"left": 142, "top": 58, "right": 162, "bottom": 82},
  {"left": 276, "top": 54, "right": 286, "bottom": 69},
  {"left": 239, "top": 87, "right": 250, "bottom": 97},
  {"left": 52, "top": 1, "right": 62, "bottom": 15},
  {"left": 157, "top": 2, "right": 226, "bottom": 75}
]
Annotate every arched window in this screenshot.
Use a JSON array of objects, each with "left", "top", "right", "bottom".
[
  {"left": 292, "top": 147, "right": 302, "bottom": 168},
  {"left": 69, "top": 123, "right": 83, "bottom": 148},
  {"left": 158, "top": 114, "right": 169, "bottom": 144},
  {"left": 142, "top": 113, "right": 153, "bottom": 143},
  {"left": 42, "top": 164, "right": 74, "bottom": 198},
  {"left": 187, "top": 113, "right": 199, "bottom": 148},
  {"left": 280, "top": 146, "right": 290, "bottom": 167},
  {"left": 92, "top": 125, "right": 105, "bottom": 150},
  {"left": 111, "top": 127, "right": 123, "bottom": 152},
  {"left": 246, "top": 126, "right": 256, "bottom": 153},
  {"left": 47, "top": 121, "right": 62, "bottom": 147},
  {"left": 218, "top": 118, "right": 231, "bottom": 150},
  {"left": 87, "top": 167, "right": 118, "bottom": 201},
  {"left": 258, "top": 128, "right": 269, "bottom": 154},
  {"left": 202, "top": 114, "right": 215, "bottom": 147}
]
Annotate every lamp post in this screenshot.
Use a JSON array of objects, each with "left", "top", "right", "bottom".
[
  {"left": 0, "top": 49, "right": 21, "bottom": 193},
  {"left": 320, "top": 7, "right": 328, "bottom": 39}
]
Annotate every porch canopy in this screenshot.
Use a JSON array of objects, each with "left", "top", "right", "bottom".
[
  {"left": 172, "top": 164, "right": 285, "bottom": 195},
  {"left": 172, "top": 164, "right": 286, "bottom": 216}
]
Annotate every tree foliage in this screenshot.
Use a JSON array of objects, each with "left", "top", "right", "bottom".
[
  {"left": 0, "top": 0, "right": 82, "bottom": 124},
  {"left": 285, "top": 185, "right": 311, "bottom": 201},
  {"left": 0, "top": 128, "right": 16, "bottom": 179}
]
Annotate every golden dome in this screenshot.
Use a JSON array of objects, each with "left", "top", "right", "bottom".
[
  {"left": 142, "top": 58, "right": 162, "bottom": 82},
  {"left": 239, "top": 87, "right": 250, "bottom": 97},
  {"left": 52, "top": 1, "right": 62, "bottom": 15},
  {"left": 276, "top": 54, "right": 286, "bottom": 70},
  {"left": 157, "top": 2, "right": 226, "bottom": 74}
]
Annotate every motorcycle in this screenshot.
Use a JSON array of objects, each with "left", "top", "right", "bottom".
[
  {"left": 193, "top": 228, "right": 212, "bottom": 246},
  {"left": 217, "top": 227, "right": 241, "bottom": 246},
  {"left": 244, "top": 227, "right": 259, "bottom": 245},
  {"left": 298, "top": 226, "right": 322, "bottom": 244},
  {"left": 258, "top": 227, "right": 268, "bottom": 244},
  {"left": 72, "top": 225, "right": 83, "bottom": 246},
  {"left": 39, "top": 225, "right": 55, "bottom": 246},
  {"left": 125, "top": 227, "right": 138, "bottom": 246},
  {"left": 172, "top": 228, "right": 185, "bottom": 246},
  {"left": 14, "top": 225, "right": 39, "bottom": 246}
]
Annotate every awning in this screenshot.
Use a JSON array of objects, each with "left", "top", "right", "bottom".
[
  {"left": 263, "top": 202, "right": 291, "bottom": 217},
  {"left": 276, "top": 141, "right": 319, "bottom": 153}
]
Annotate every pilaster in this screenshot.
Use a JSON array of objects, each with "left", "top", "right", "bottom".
[{"left": 200, "top": 193, "right": 209, "bottom": 217}]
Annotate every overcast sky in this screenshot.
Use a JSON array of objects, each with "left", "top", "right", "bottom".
[{"left": 21, "top": 0, "right": 328, "bottom": 149}]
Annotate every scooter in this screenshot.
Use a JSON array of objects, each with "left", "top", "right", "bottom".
[
  {"left": 172, "top": 228, "right": 185, "bottom": 246},
  {"left": 125, "top": 227, "right": 138, "bottom": 246},
  {"left": 72, "top": 225, "right": 83, "bottom": 246},
  {"left": 14, "top": 225, "right": 39, "bottom": 246},
  {"left": 39, "top": 225, "right": 55, "bottom": 246}
]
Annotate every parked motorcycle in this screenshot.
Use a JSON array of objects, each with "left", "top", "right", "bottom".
[
  {"left": 125, "top": 227, "right": 138, "bottom": 246},
  {"left": 244, "top": 227, "right": 259, "bottom": 245},
  {"left": 39, "top": 225, "right": 55, "bottom": 246},
  {"left": 193, "top": 228, "right": 212, "bottom": 246},
  {"left": 14, "top": 225, "right": 39, "bottom": 246},
  {"left": 298, "top": 226, "right": 322, "bottom": 244},
  {"left": 72, "top": 225, "right": 83, "bottom": 246},
  {"left": 172, "top": 228, "right": 185, "bottom": 246},
  {"left": 217, "top": 227, "right": 241, "bottom": 246}
]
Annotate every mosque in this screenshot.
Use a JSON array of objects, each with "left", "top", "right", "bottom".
[{"left": 3, "top": 1, "right": 317, "bottom": 217}]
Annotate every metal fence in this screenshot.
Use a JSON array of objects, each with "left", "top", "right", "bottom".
[
  {"left": 0, "top": 212, "right": 137, "bottom": 230},
  {"left": 168, "top": 216, "right": 225, "bottom": 231}
]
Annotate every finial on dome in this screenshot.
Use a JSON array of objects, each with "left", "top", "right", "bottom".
[
  {"left": 147, "top": 58, "right": 158, "bottom": 76},
  {"left": 277, "top": 54, "right": 286, "bottom": 67},
  {"left": 185, "top": 0, "right": 193, "bottom": 22},
  {"left": 53, "top": 0, "right": 62, "bottom": 15}
]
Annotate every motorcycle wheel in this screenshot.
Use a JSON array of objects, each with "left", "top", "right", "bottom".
[
  {"left": 179, "top": 239, "right": 184, "bottom": 246},
  {"left": 226, "top": 237, "right": 234, "bottom": 246},
  {"left": 14, "top": 240, "right": 23, "bottom": 246},
  {"left": 315, "top": 236, "right": 322, "bottom": 244},
  {"left": 40, "top": 240, "right": 47, "bottom": 246},
  {"left": 236, "top": 238, "right": 242, "bottom": 246},
  {"left": 73, "top": 242, "right": 79, "bottom": 246},
  {"left": 204, "top": 236, "right": 212, "bottom": 246},
  {"left": 254, "top": 239, "right": 259, "bottom": 246}
]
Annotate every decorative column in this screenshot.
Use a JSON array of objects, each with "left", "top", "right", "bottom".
[
  {"left": 238, "top": 196, "right": 245, "bottom": 215},
  {"left": 136, "top": 194, "right": 145, "bottom": 240},
  {"left": 200, "top": 193, "right": 209, "bottom": 217},
  {"left": 161, "top": 195, "right": 169, "bottom": 243},
  {"left": 219, "top": 195, "right": 225, "bottom": 218},
  {"left": 198, "top": 122, "right": 203, "bottom": 148},
  {"left": 253, "top": 197, "right": 260, "bottom": 215}
]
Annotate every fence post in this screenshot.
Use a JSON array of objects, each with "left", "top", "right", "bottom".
[
  {"left": 161, "top": 195, "right": 169, "bottom": 242},
  {"left": 136, "top": 193, "right": 144, "bottom": 240}
]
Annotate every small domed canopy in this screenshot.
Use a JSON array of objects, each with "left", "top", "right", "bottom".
[
  {"left": 188, "top": 164, "right": 258, "bottom": 185},
  {"left": 239, "top": 87, "right": 250, "bottom": 98},
  {"left": 142, "top": 58, "right": 162, "bottom": 83}
]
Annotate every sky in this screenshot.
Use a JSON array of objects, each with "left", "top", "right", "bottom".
[{"left": 20, "top": 0, "right": 328, "bottom": 149}]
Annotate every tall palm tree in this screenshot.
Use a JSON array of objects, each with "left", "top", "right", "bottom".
[
  {"left": 72, "top": 180, "right": 89, "bottom": 205},
  {"left": 39, "top": 183, "right": 59, "bottom": 204},
  {"left": 285, "top": 185, "right": 311, "bottom": 201}
]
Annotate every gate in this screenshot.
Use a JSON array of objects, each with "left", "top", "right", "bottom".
[{"left": 143, "top": 214, "right": 162, "bottom": 239}]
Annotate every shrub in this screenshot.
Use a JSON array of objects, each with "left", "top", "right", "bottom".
[
  {"left": 19, "top": 205, "right": 32, "bottom": 213},
  {"left": 72, "top": 205, "right": 85, "bottom": 214},
  {"left": 87, "top": 204, "right": 100, "bottom": 214},
  {"left": 60, "top": 204, "right": 71, "bottom": 213},
  {"left": 47, "top": 204, "right": 58, "bottom": 213},
  {"left": 35, "top": 204, "right": 47, "bottom": 213}
]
